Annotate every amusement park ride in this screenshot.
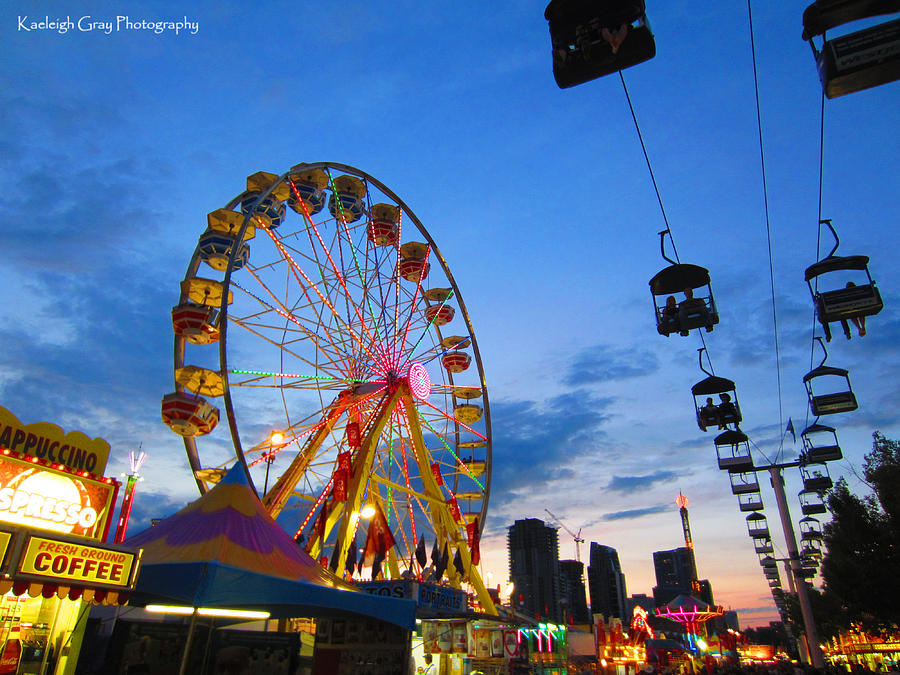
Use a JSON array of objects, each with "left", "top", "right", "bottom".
[
  {"left": 162, "top": 163, "right": 496, "bottom": 614},
  {"left": 540, "top": 0, "right": 896, "bottom": 668}
]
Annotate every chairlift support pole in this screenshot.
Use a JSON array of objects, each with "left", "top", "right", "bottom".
[
  {"left": 768, "top": 466, "right": 824, "bottom": 668},
  {"left": 719, "top": 453, "right": 824, "bottom": 668}
]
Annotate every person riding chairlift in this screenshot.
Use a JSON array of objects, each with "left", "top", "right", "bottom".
[
  {"left": 678, "top": 287, "right": 708, "bottom": 336},
  {"left": 717, "top": 393, "right": 737, "bottom": 429},
  {"left": 698, "top": 397, "right": 719, "bottom": 431},
  {"left": 840, "top": 282, "right": 867, "bottom": 339}
]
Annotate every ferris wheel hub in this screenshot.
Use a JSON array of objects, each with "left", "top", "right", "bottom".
[{"left": 406, "top": 362, "right": 430, "bottom": 400}]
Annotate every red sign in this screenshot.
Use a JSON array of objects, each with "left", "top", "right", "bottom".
[
  {"left": 331, "top": 469, "right": 348, "bottom": 502},
  {"left": 346, "top": 423, "right": 360, "bottom": 448}
]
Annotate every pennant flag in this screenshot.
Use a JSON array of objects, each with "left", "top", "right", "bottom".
[
  {"left": 337, "top": 450, "right": 352, "bottom": 472},
  {"left": 372, "top": 551, "right": 384, "bottom": 580},
  {"left": 416, "top": 534, "right": 427, "bottom": 569},
  {"left": 329, "top": 546, "right": 340, "bottom": 572},
  {"left": 345, "top": 537, "right": 358, "bottom": 575},
  {"left": 431, "top": 538, "right": 440, "bottom": 566},
  {"left": 453, "top": 547, "right": 465, "bottom": 578},
  {"left": 786, "top": 418, "right": 796, "bottom": 443},
  {"left": 434, "top": 543, "right": 449, "bottom": 579},
  {"left": 466, "top": 517, "right": 481, "bottom": 566},
  {"left": 363, "top": 502, "right": 397, "bottom": 567},
  {"left": 357, "top": 556, "right": 364, "bottom": 576}
]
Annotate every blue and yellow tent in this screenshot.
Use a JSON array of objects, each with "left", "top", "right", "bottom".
[{"left": 126, "top": 465, "right": 415, "bottom": 629}]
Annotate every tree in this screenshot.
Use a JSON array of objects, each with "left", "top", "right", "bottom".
[{"left": 818, "top": 432, "right": 900, "bottom": 632}]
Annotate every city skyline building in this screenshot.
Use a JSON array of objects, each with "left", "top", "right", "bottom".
[
  {"left": 559, "top": 559, "right": 591, "bottom": 624},
  {"left": 586, "top": 542, "right": 627, "bottom": 620},
  {"left": 508, "top": 518, "right": 563, "bottom": 622},
  {"left": 652, "top": 547, "right": 715, "bottom": 607}
]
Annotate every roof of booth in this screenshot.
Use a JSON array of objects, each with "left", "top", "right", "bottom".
[{"left": 126, "top": 464, "right": 416, "bottom": 629}]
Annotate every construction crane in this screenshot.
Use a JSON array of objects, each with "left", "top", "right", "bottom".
[{"left": 544, "top": 509, "right": 585, "bottom": 562}]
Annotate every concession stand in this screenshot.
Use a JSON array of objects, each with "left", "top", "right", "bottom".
[{"left": 0, "top": 405, "right": 141, "bottom": 675}]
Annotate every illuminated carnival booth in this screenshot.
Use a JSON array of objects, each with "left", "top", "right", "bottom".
[
  {"left": 0, "top": 405, "right": 141, "bottom": 675},
  {"left": 89, "top": 464, "right": 417, "bottom": 675}
]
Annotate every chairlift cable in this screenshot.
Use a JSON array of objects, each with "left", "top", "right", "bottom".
[
  {"left": 618, "top": 71, "right": 679, "bottom": 264},
  {"left": 748, "top": 0, "right": 786, "bottom": 461},
  {"left": 805, "top": 89, "right": 828, "bottom": 433}
]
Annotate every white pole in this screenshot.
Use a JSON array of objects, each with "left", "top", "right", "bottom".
[{"left": 768, "top": 467, "right": 824, "bottom": 668}]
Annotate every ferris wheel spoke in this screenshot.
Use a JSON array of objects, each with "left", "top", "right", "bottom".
[
  {"left": 290, "top": 200, "right": 396, "bottom": 371},
  {"left": 227, "top": 317, "right": 357, "bottom": 384},
  {"left": 393, "top": 246, "right": 433, "bottom": 372},
  {"left": 262, "top": 392, "right": 354, "bottom": 516},
  {"left": 262, "top": 227, "right": 385, "bottom": 368},
  {"left": 228, "top": 281, "right": 365, "bottom": 377}
]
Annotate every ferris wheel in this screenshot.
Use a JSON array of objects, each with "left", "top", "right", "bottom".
[{"left": 162, "top": 162, "right": 494, "bottom": 611}]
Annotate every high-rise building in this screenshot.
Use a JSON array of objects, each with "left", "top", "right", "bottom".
[
  {"left": 558, "top": 559, "right": 590, "bottom": 624},
  {"left": 652, "top": 547, "right": 715, "bottom": 607},
  {"left": 586, "top": 543, "right": 627, "bottom": 620},
  {"left": 508, "top": 518, "right": 563, "bottom": 622}
]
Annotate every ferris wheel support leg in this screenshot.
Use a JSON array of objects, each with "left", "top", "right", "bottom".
[
  {"left": 387, "top": 547, "right": 402, "bottom": 579},
  {"left": 398, "top": 390, "right": 497, "bottom": 615},
  {"left": 263, "top": 392, "right": 351, "bottom": 517},
  {"left": 331, "top": 386, "right": 406, "bottom": 575}
]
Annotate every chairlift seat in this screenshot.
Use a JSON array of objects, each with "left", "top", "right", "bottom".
[
  {"left": 802, "top": 0, "right": 900, "bottom": 39},
  {"left": 747, "top": 514, "right": 770, "bottom": 538},
  {"left": 801, "top": 502, "right": 828, "bottom": 515},
  {"left": 810, "top": 391, "right": 858, "bottom": 416},
  {"left": 799, "top": 490, "right": 828, "bottom": 515},
  {"left": 716, "top": 430, "right": 753, "bottom": 472},
  {"left": 804, "top": 365, "right": 858, "bottom": 415},
  {"left": 730, "top": 472, "right": 760, "bottom": 495},
  {"left": 813, "top": 17, "right": 900, "bottom": 97},
  {"left": 651, "top": 264, "right": 719, "bottom": 336},
  {"left": 817, "top": 283, "right": 883, "bottom": 322},
  {"left": 738, "top": 492, "right": 763, "bottom": 512},
  {"left": 753, "top": 537, "right": 774, "bottom": 554},
  {"left": 802, "top": 423, "right": 843, "bottom": 462},
  {"left": 545, "top": 0, "right": 655, "bottom": 88},
  {"left": 803, "top": 474, "right": 834, "bottom": 491}
]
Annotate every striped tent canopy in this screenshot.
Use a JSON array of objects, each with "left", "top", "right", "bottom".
[{"left": 126, "top": 464, "right": 415, "bottom": 628}]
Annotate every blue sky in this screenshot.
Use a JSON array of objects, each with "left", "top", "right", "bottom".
[{"left": 3, "top": 1, "right": 898, "bottom": 627}]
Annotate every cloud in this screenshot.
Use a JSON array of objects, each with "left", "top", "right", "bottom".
[
  {"left": 488, "top": 391, "right": 615, "bottom": 508},
  {"left": 607, "top": 470, "right": 679, "bottom": 494},
  {"left": 563, "top": 344, "right": 660, "bottom": 386},
  {"left": 602, "top": 505, "right": 672, "bottom": 521},
  {"left": 121, "top": 490, "right": 190, "bottom": 540}
]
